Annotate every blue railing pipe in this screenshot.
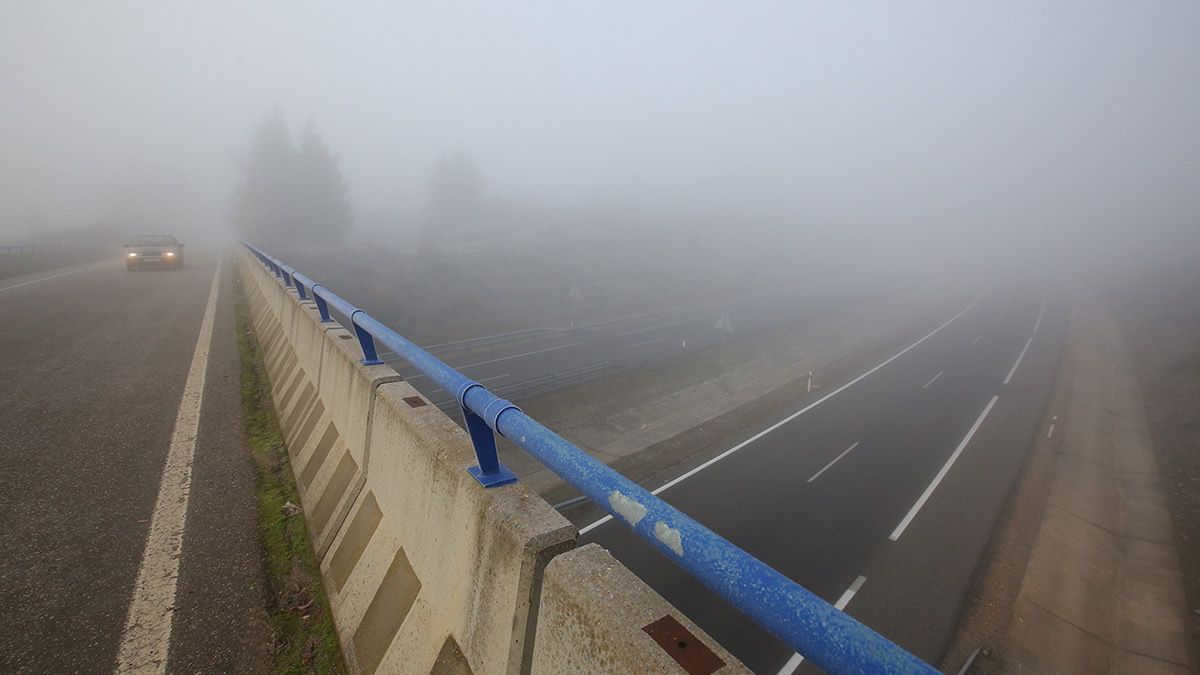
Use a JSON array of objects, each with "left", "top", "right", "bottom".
[
  {"left": 278, "top": 263, "right": 296, "bottom": 287},
  {"left": 310, "top": 285, "right": 333, "bottom": 322},
  {"left": 502, "top": 413, "right": 933, "bottom": 674},
  {"left": 291, "top": 271, "right": 315, "bottom": 301},
  {"left": 305, "top": 283, "right": 383, "bottom": 366},
  {"left": 352, "top": 312, "right": 518, "bottom": 487},
  {"left": 309, "top": 284, "right": 358, "bottom": 324},
  {"left": 239, "top": 242, "right": 936, "bottom": 674},
  {"left": 357, "top": 304, "right": 931, "bottom": 672}
]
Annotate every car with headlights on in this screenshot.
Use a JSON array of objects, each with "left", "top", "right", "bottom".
[{"left": 125, "top": 234, "right": 185, "bottom": 270}]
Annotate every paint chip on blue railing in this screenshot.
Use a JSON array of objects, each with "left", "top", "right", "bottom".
[
  {"left": 609, "top": 490, "right": 647, "bottom": 526},
  {"left": 655, "top": 521, "right": 683, "bottom": 556}
]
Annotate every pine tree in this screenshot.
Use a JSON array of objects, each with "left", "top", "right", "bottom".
[
  {"left": 294, "top": 121, "right": 352, "bottom": 244},
  {"left": 231, "top": 110, "right": 352, "bottom": 247},
  {"left": 231, "top": 109, "right": 294, "bottom": 246}
]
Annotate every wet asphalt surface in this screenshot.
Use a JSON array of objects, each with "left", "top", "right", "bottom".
[
  {"left": 0, "top": 251, "right": 1064, "bottom": 674},
  {"left": 0, "top": 253, "right": 270, "bottom": 673},
  {"left": 580, "top": 285, "right": 1064, "bottom": 673}
]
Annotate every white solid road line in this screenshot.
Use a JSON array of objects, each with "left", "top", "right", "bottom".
[
  {"left": 456, "top": 340, "right": 588, "bottom": 369},
  {"left": 413, "top": 371, "right": 510, "bottom": 386},
  {"left": 890, "top": 395, "right": 999, "bottom": 541},
  {"left": 970, "top": 335, "right": 981, "bottom": 347},
  {"left": 834, "top": 575, "right": 867, "bottom": 609},
  {"left": 614, "top": 313, "right": 707, "bottom": 337},
  {"left": 1003, "top": 336, "right": 1034, "bottom": 385},
  {"left": 923, "top": 370, "right": 944, "bottom": 389},
  {"left": 579, "top": 289, "right": 989, "bottom": 536},
  {"left": 1032, "top": 293, "right": 1046, "bottom": 333},
  {"left": 807, "top": 442, "right": 860, "bottom": 483},
  {"left": 404, "top": 340, "right": 589, "bottom": 377},
  {"left": 0, "top": 259, "right": 118, "bottom": 293},
  {"left": 627, "top": 334, "right": 670, "bottom": 348},
  {"left": 776, "top": 576, "right": 868, "bottom": 675},
  {"left": 116, "top": 260, "right": 222, "bottom": 674}
]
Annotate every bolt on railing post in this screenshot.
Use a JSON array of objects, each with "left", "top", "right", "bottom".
[{"left": 350, "top": 311, "right": 384, "bottom": 365}]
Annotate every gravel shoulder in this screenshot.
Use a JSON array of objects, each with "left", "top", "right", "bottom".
[
  {"left": 945, "top": 289, "right": 1196, "bottom": 673},
  {"left": 1109, "top": 265, "right": 1200, "bottom": 661}
]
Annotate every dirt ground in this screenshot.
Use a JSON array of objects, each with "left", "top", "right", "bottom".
[{"left": 1107, "top": 264, "right": 1200, "bottom": 656}]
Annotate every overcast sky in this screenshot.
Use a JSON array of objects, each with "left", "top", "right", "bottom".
[{"left": 2, "top": 1, "right": 1197, "bottom": 258}]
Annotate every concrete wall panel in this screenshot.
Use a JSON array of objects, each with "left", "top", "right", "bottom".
[
  {"left": 532, "top": 545, "right": 748, "bottom": 675},
  {"left": 239, "top": 249, "right": 577, "bottom": 673},
  {"left": 317, "top": 380, "right": 576, "bottom": 674}
]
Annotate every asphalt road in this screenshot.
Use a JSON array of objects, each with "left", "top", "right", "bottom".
[
  {"left": 0, "top": 253, "right": 269, "bottom": 673},
  {"left": 0, "top": 253, "right": 1062, "bottom": 673},
  {"left": 385, "top": 283, "right": 888, "bottom": 411},
  {"left": 578, "top": 284, "right": 1064, "bottom": 673}
]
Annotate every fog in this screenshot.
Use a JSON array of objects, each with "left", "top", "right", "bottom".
[{"left": 3, "top": 2, "right": 1198, "bottom": 275}]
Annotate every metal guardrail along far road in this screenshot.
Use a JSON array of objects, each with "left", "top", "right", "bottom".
[
  {"left": 0, "top": 242, "right": 101, "bottom": 255},
  {"left": 241, "top": 241, "right": 937, "bottom": 675},
  {"left": 414, "top": 359, "right": 668, "bottom": 415}
]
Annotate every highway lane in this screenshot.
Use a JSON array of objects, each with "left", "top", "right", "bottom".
[
  {"left": 387, "top": 284, "right": 891, "bottom": 410},
  {"left": 578, "top": 285, "right": 1063, "bottom": 672},
  {"left": 0, "top": 253, "right": 269, "bottom": 673}
]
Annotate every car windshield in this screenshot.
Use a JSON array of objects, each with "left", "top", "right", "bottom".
[{"left": 130, "top": 235, "right": 177, "bottom": 246}]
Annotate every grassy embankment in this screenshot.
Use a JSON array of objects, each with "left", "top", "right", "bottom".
[{"left": 234, "top": 279, "right": 344, "bottom": 674}]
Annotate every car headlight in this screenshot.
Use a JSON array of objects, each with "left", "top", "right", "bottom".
[
  {"left": 128, "top": 252, "right": 138, "bottom": 257},
  {"left": 165, "top": 251, "right": 176, "bottom": 257}
]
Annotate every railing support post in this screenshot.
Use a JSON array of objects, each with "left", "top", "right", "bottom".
[
  {"left": 458, "top": 383, "right": 517, "bottom": 488},
  {"left": 311, "top": 285, "right": 333, "bottom": 322},
  {"left": 350, "top": 310, "right": 383, "bottom": 365}
]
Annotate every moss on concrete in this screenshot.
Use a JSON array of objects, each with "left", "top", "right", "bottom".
[{"left": 234, "top": 277, "right": 345, "bottom": 674}]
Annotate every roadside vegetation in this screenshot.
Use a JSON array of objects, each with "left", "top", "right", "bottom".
[{"left": 234, "top": 279, "right": 344, "bottom": 674}]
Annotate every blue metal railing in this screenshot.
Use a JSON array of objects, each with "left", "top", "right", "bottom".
[{"left": 240, "top": 241, "right": 936, "bottom": 675}]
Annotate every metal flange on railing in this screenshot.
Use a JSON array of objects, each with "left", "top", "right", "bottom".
[{"left": 239, "top": 241, "right": 936, "bottom": 675}]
